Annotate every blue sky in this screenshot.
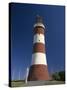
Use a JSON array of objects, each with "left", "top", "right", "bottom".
[{"left": 10, "top": 3, "right": 65, "bottom": 80}]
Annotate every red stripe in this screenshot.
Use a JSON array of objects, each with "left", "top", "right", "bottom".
[
  {"left": 34, "top": 27, "right": 45, "bottom": 35},
  {"left": 33, "top": 43, "right": 46, "bottom": 53},
  {"left": 28, "top": 64, "right": 50, "bottom": 81}
]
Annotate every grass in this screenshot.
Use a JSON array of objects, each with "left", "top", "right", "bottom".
[
  {"left": 11, "top": 80, "right": 26, "bottom": 87},
  {"left": 10, "top": 80, "right": 65, "bottom": 87}
]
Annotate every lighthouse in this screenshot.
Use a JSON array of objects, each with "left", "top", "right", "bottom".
[{"left": 28, "top": 15, "right": 49, "bottom": 81}]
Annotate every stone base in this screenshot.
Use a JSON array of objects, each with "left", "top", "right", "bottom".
[{"left": 28, "top": 64, "right": 50, "bottom": 81}]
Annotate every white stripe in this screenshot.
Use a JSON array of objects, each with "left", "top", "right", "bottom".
[
  {"left": 34, "top": 23, "right": 45, "bottom": 29},
  {"left": 31, "top": 53, "right": 47, "bottom": 65},
  {"left": 33, "top": 34, "right": 45, "bottom": 44}
]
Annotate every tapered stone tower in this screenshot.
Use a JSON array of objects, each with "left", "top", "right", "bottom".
[{"left": 28, "top": 15, "right": 49, "bottom": 81}]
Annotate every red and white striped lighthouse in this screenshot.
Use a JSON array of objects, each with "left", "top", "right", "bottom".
[{"left": 28, "top": 15, "right": 49, "bottom": 81}]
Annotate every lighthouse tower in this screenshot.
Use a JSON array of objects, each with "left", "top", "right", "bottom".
[{"left": 28, "top": 15, "right": 49, "bottom": 81}]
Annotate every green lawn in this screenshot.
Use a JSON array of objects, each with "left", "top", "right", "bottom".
[{"left": 10, "top": 80, "right": 65, "bottom": 87}]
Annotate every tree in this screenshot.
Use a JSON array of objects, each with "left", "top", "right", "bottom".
[
  {"left": 52, "top": 71, "right": 65, "bottom": 81},
  {"left": 59, "top": 71, "right": 65, "bottom": 81},
  {"left": 52, "top": 72, "right": 60, "bottom": 81}
]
